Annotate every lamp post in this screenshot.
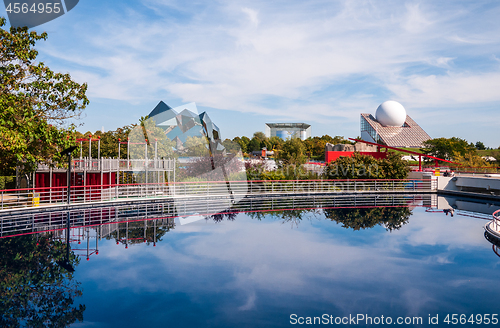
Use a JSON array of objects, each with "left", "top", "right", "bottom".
[
  {"left": 58, "top": 145, "right": 78, "bottom": 272},
  {"left": 61, "top": 146, "right": 78, "bottom": 205}
]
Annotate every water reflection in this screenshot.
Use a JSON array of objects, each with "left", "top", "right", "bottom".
[
  {"left": 0, "top": 234, "right": 84, "bottom": 327},
  {"left": 324, "top": 206, "right": 412, "bottom": 231},
  {"left": 108, "top": 219, "right": 173, "bottom": 248},
  {"left": 0, "top": 194, "right": 430, "bottom": 239},
  {"left": 2, "top": 194, "right": 500, "bottom": 327}
]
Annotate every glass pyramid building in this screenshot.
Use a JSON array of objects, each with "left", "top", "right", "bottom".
[{"left": 147, "top": 101, "right": 222, "bottom": 151}]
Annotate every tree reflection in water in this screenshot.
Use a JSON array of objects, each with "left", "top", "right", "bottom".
[
  {"left": 0, "top": 234, "right": 84, "bottom": 327},
  {"left": 206, "top": 210, "right": 237, "bottom": 223},
  {"left": 206, "top": 199, "right": 412, "bottom": 231},
  {"left": 106, "top": 220, "right": 173, "bottom": 246},
  {"left": 324, "top": 207, "right": 412, "bottom": 231}
]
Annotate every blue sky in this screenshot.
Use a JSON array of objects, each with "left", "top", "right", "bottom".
[{"left": 3, "top": 0, "right": 500, "bottom": 147}]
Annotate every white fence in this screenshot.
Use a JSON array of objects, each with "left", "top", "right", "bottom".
[
  {"left": 37, "top": 158, "right": 176, "bottom": 172},
  {"left": 0, "top": 193, "right": 429, "bottom": 238},
  {"left": 0, "top": 179, "right": 434, "bottom": 212}
]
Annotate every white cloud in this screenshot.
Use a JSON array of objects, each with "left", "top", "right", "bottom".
[
  {"left": 402, "top": 3, "right": 433, "bottom": 33},
  {"left": 241, "top": 7, "right": 259, "bottom": 27},
  {"left": 37, "top": 0, "right": 500, "bottom": 144},
  {"left": 388, "top": 72, "right": 500, "bottom": 107}
]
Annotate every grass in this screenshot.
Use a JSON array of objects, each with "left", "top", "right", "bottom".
[{"left": 477, "top": 149, "right": 500, "bottom": 157}]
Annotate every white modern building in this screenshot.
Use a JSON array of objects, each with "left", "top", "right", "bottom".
[{"left": 265, "top": 123, "right": 311, "bottom": 140}]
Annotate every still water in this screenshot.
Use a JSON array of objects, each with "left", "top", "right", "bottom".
[{"left": 2, "top": 194, "right": 500, "bottom": 327}]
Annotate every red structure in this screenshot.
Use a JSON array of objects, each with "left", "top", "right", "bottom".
[
  {"left": 29, "top": 134, "right": 118, "bottom": 202},
  {"left": 34, "top": 170, "right": 117, "bottom": 202},
  {"left": 343, "top": 138, "right": 459, "bottom": 172},
  {"left": 325, "top": 138, "right": 459, "bottom": 172},
  {"left": 325, "top": 151, "right": 387, "bottom": 163}
]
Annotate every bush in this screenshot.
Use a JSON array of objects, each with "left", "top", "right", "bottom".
[
  {"left": 324, "top": 152, "right": 409, "bottom": 179},
  {"left": 245, "top": 160, "right": 320, "bottom": 180},
  {"left": 0, "top": 176, "right": 15, "bottom": 189}
]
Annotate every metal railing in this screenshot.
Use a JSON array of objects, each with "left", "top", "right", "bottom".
[
  {"left": 37, "top": 158, "right": 176, "bottom": 172},
  {"left": 0, "top": 179, "right": 434, "bottom": 212},
  {"left": 410, "top": 165, "right": 500, "bottom": 175},
  {"left": 488, "top": 209, "right": 500, "bottom": 234},
  {"left": 0, "top": 194, "right": 429, "bottom": 238}
]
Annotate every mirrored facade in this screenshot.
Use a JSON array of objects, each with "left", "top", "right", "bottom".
[{"left": 265, "top": 123, "right": 311, "bottom": 140}]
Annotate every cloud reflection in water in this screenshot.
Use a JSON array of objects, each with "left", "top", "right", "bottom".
[{"left": 73, "top": 207, "right": 498, "bottom": 327}]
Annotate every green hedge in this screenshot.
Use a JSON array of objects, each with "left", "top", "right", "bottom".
[{"left": 0, "top": 176, "right": 15, "bottom": 190}]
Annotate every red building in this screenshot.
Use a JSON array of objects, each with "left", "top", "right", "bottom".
[{"left": 325, "top": 142, "right": 388, "bottom": 163}]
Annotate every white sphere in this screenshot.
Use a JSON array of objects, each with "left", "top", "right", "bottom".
[{"left": 375, "top": 101, "right": 407, "bottom": 127}]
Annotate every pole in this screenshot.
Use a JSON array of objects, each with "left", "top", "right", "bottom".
[
  {"left": 145, "top": 140, "right": 148, "bottom": 184},
  {"left": 58, "top": 145, "right": 78, "bottom": 273},
  {"left": 67, "top": 152, "right": 71, "bottom": 204},
  {"left": 89, "top": 135, "right": 92, "bottom": 160},
  {"left": 118, "top": 138, "right": 121, "bottom": 185},
  {"left": 66, "top": 212, "right": 70, "bottom": 259}
]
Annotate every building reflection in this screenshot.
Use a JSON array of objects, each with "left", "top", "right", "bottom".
[{"left": 2, "top": 193, "right": 500, "bottom": 259}]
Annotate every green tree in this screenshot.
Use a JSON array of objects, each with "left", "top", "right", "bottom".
[
  {"left": 128, "top": 116, "right": 175, "bottom": 159},
  {"left": 0, "top": 18, "right": 89, "bottom": 174},
  {"left": 183, "top": 136, "right": 209, "bottom": 157},
  {"left": 233, "top": 136, "right": 250, "bottom": 154},
  {"left": 379, "top": 152, "right": 411, "bottom": 179},
  {"left": 324, "top": 153, "right": 380, "bottom": 179},
  {"left": 452, "top": 151, "right": 490, "bottom": 167},
  {"left": 475, "top": 141, "right": 486, "bottom": 150},
  {"left": 253, "top": 131, "right": 267, "bottom": 141},
  {"left": 277, "top": 138, "right": 308, "bottom": 165},
  {"left": 247, "top": 137, "right": 262, "bottom": 152},
  {"left": 422, "top": 137, "right": 475, "bottom": 161},
  {"left": 267, "top": 136, "right": 283, "bottom": 152},
  {"left": 76, "top": 125, "right": 133, "bottom": 159},
  {"left": 222, "top": 138, "right": 241, "bottom": 155}
]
